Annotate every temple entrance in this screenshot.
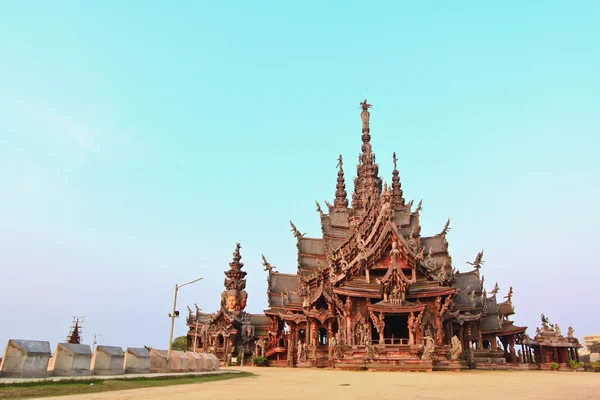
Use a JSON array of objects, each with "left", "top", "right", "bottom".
[
  {"left": 217, "top": 334, "right": 224, "bottom": 346},
  {"left": 383, "top": 315, "right": 409, "bottom": 344}
]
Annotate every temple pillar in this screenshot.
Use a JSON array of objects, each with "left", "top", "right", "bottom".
[
  {"left": 575, "top": 348, "right": 580, "bottom": 363},
  {"left": 365, "top": 268, "right": 370, "bottom": 283},
  {"left": 477, "top": 323, "right": 483, "bottom": 350},
  {"left": 553, "top": 347, "right": 558, "bottom": 363},
  {"left": 346, "top": 316, "right": 352, "bottom": 345},
  {"left": 287, "top": 323, "right": 295, "bottom": 367}
]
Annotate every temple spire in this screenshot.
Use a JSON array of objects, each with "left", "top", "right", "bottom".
[
  {"left": 334, "top": 155, "right": 348, "bottom": 209},
  {"left": 221, "top": 243, "right": 248, "bottom": 314},
  {"left": 352, "top": 99, "right": 382, "bottom": 209},
  {"left": 67, "top": 320, "right": 81, "bottom": 344},
  {"left": 391, "top": 152, "right": 405, "bottom": 208}
]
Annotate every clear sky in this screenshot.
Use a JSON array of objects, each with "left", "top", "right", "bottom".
[{"left": 1, "top": 2, "right": 599, "bottom": 350}]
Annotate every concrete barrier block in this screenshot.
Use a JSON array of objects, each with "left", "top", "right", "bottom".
[
  {"left": 91, "top": 345, "right": 124, "bottom": 375},
  {"left": 124, "top": 347, "right": 150, "bottom": 374},
  {"left": 49, "top": 343, "right": 92, "bottom": 377},
  {"left": 185, "top": 351, "right": 202, "bottom": 372},
  {"left": 0, "top": 339, "right": 52, "bottom": 378},
  {"left": 150, "top": 349, "right": 167, "bottom": 373},
  {"left": 203, "top": 353, "right": 220, "bottom": 371},
  {"left": 169, "top": 350, "right": 189, "bottom": 372},
  {"left": 197, "top": 353, "right": 209, "bottom": 371}
]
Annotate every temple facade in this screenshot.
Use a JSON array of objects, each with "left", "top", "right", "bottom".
[{"left": 186, "top": 100, "right": 580, "bottom": 371}]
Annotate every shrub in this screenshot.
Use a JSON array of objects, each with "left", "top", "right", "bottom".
[
  {"left": 570, "top": 360, "right": 581, "bottom": 370},
  {"left": 252, "top": 356, "right": 269, "bottom": 366},
  {"left": 236, "top": 353, "right": 243, "bottom": 365},
  {"left": 550, "top": 362, "right": 560, "bottom": 371}
]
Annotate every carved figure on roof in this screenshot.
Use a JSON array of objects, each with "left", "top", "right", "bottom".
[
  {"left": 289, "top": 221, "right": 305, "bottom": 238},
  {"left": 324, "top": 200, "right": 334, "bottom": 212},
  {"left": 360, "top": 99, "right": 372, "bottom": 130},
  {"left": 480, "top": 275, "right": 485, "bottom": 290},
  {"left": 262, "top": 254, "right": 276, "bottom": 272},
  {"left": 438, "top": 218, "right": 451, "bottom": 236},
  {"left": 407, "top": 227, "right": 419, "bottom": 253},
  {"left": 466, "top": 250, "right": 485, "bottom": 269},
  {"left": 555, "top": 324, "right": 562, "bottom": 336},
  {"left": 504, "top": 286, "right": 513, "bottom": 302},
  {"left": 490, "top": 282, "right": 500, "bottom": 295},
  {"left": 315, "top": 201, "right": 324, "bottom": 218},
  {"left": 414, "top": 199, "right": 423, "bottom": 213},
  {"left": 421, "top": 335, "right": 435, "bottom": 360},
  {"left": 541, "top": 314, "right": 549, "bottom": 330},
  {"left": 449, "top": 336, "right": 462, "bottom": 360}
]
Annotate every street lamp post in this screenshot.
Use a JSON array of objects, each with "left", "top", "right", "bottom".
[
  {"left": 92, "top": 334, "right": 102, "bottom": 352},
  {"left": 167, "top": 277, "right": 203, "bottom": 370}
]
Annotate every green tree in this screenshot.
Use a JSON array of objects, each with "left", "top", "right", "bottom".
[{"left": 171, "top": 336, "right": 187, "bottom": 351}]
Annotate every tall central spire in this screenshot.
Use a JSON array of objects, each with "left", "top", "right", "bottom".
[{"left": 352, "top": 99, "right": 382, "bottom": 209}]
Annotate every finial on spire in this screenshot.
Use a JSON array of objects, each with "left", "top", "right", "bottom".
[
  {"left": 393, "top": 152, "right": 397, "bottom": 169},
  {"left": 360, "top": 99, "right": 372, "bottom": 133}
]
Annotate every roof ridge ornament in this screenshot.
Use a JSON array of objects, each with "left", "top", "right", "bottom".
[
  {"left": 289, "top": 221, "right": 306, "bottom": 238},
  {"left": 466, "top": 250, "right": 485, "bottom": 269}
]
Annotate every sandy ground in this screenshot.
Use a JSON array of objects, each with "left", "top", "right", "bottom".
[{"left": 38, "top": 367, "right": 600, "bottom": 400}]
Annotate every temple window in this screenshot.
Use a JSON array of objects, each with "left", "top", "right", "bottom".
[
  {"left": 299, "top": 329, "right": 306, "bottom": 342},
  {"left": 315, "top": 296, "right": 329, "bottom": 310},
  {"left": 383, "top": 315, "right": 409, "bottom": 344},
  {"left": 218, "top": 335, "right": 224, "bottom": 346},
  {"left": 483, "top": 340, "right": 491, "bottom": 349},
  {"left": 318, "top": 328, "right": 328, "bottom": 345}
]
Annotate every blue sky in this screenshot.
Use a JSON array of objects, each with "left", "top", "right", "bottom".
[{"left": 1, "top": 1, "right": 598, "bottom": 350}]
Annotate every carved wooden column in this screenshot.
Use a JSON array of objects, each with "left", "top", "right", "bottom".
[
  {"left": 287, "top": 323, "right": 295, "bottom": 367},
  {"left": 365, "top": 268, "right": 370, "bottom": 283},
  {"left": 477, "top": 322, "right": 484, "bottom": 350}
]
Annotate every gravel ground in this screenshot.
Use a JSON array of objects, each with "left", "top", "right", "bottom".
[{"left": 37, "top": 366, "right": 600, "bottom": 400}]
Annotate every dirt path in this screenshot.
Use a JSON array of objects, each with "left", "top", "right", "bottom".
[{"left": 37, "top": 367, "right": 600, "bottom": 400}]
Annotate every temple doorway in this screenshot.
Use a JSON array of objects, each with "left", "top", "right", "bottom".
[{"left": 383, "top": 315, "right": 409, "bottom": 344}]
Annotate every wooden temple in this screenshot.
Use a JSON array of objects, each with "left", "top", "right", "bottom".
[{"left": 185, "top": 100, "right": 580, "bottom": 371}]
